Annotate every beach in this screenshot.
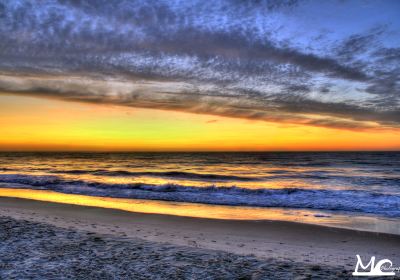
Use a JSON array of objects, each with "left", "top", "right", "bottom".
[{"left": 1, "top": 197, "right": 399, "bottom": 279}]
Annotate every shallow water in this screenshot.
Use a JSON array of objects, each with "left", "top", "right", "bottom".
[{"left": 0, "top": 152, "right": 399, "bottom": 233}]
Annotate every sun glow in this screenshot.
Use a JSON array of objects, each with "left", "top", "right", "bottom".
[{"left": 1, "top": 94, "right": 399, "bottom": 151}]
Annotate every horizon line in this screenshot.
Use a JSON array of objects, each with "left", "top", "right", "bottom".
[{"left": 0, "top": 150, "right": 399, "bottom": 153}]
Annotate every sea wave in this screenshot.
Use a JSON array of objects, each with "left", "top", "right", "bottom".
[
  {"left": 0, "top": 174, "right": 399, "bottom": 218},
  {"left": 4, "top": 167, "right": 399, "bottom": 188},
  {"left": 50, "top": 169, "right": 259, "bottom": 181}
]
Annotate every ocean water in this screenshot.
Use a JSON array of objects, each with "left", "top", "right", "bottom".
[{"left": 0, "top": 152, "right": 399, "bottom": 232}]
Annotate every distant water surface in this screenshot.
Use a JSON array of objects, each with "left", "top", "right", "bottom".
[{"left": 0, "top": 152, "right": 399, "bottom": 233}]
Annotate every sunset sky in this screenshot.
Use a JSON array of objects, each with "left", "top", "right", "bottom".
[{"left": 0, "top": 0, "right": 399, "bottom": 151}]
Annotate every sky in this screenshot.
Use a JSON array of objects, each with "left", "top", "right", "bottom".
[{"left": 0, "top": 0, "right": 399, "bottom": 151}]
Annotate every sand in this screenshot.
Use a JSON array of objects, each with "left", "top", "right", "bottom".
[{"left": 1, "top": 197, "right": 399, "bottom": 279}]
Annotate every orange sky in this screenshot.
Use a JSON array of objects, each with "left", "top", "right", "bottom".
[{"left": 1, "top": 94, "right": 399, "bottom": 151}]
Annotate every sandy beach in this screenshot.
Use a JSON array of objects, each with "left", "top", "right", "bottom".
[{"left": 1, "top": 197, "right": 399, "bottom": 279}]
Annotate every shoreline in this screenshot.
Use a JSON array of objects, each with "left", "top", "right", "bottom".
[
  {"left": 1, "top": 196, "right": 399, "bottom": 272},
  {"left": 1, "top": 187, "right": 399, "bottom": 235}
]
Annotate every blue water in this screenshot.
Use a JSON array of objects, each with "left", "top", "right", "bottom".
[{"left": 0, "top": 152, "right": 399, "bottom": 218}]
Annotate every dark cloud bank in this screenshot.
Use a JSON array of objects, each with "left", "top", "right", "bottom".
[{"left": 0, "top": 0, "right": 399, "bottom": 130}]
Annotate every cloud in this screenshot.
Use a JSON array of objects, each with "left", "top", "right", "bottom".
[
  {"left": 206, "top": 119, "right": 219, "bottom": 123},
  {"left": 0, "top": 74, "right": 396, "bottom": 131},
  {"left": 0, "top": 0, "right": 399, "bottom": 130}
]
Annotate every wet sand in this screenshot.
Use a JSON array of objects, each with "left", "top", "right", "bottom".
[{"left": 0, "top": 197, "right": 399, "bottom": 279}]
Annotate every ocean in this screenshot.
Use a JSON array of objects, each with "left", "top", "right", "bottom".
[{"left": 0, "top": 152, "right": 399, "bottom": 233}]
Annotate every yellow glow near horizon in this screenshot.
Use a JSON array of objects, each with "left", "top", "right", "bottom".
[{"left": 0, "top": 94, "right": 399, "bottom": 151}]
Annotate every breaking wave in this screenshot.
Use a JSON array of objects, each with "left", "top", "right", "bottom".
[{"left": 0, "top": 174, "right": 399, "bottom": 218}]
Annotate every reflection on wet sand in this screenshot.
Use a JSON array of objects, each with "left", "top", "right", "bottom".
[{"left": 0, "top": 188, "right": 399, "bottom": 235}]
